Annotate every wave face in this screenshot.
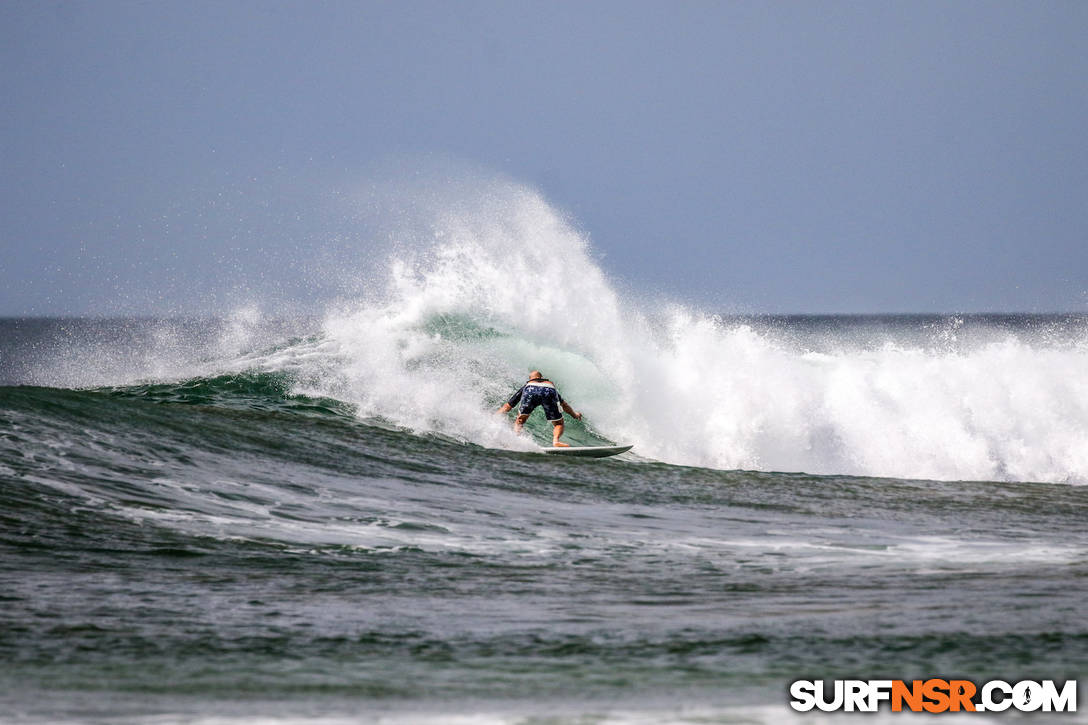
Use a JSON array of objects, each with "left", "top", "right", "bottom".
[{"left": 6, "top": 180, "right": 1088, "bottom": 484}]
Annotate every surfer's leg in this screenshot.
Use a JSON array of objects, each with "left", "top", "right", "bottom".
[
  {"left": 550, "top": 418, "right": 569, "bottom": 446},
  {"left": 540, "top": 390, "right": 568, "bottom": 445},
  {"left": 516, "top": 390, "right": 542, "bottom": 433}
]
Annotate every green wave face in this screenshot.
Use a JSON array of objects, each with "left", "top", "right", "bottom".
[{"left": 105, "top": 371, "right": 356, "bottom": 419}]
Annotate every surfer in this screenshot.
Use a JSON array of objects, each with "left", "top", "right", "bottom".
[{"left": 497, "top": 371, "right": 582, "bottom": 447}]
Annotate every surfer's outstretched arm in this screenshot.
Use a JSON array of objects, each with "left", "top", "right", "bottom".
[
  {"left": 560, "top": 400, "right": 582, "bottom": 420},
  {"left": 497, "top": 402, "right": 512, "bottom": 414}
]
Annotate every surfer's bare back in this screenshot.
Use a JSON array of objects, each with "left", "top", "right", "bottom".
[{"left": 497, "top": 371, "right": 582, "bottom": 447}]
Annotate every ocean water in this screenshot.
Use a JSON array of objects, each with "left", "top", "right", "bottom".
[{"left": 2, "top": 185, "right": 1087, "bottom": 723}]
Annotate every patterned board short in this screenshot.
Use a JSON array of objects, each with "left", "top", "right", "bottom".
[{"left": 518, "top": 385, "right": 563, "bottom": 421}]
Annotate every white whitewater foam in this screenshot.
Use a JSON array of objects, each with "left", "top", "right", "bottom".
[{"left": 273, "top": 178, "right": 1088, "bottom": 485}]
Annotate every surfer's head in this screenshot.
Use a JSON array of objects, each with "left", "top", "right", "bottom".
[{"left": 528, "top": 370, "right": 543, "bottom": 380}]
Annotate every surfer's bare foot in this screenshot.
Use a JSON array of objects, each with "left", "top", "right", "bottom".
[{"left": 552, "top": 441, "right": 570, "bottom": 447}]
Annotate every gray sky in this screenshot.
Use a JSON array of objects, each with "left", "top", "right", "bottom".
[{"left": 3, "top": 0, "right": 1087, "bottom": 315}]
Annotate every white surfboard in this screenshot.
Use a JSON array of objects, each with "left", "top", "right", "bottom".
[{"left": 541, "top": 444, "right": 633, "bottom": 458}]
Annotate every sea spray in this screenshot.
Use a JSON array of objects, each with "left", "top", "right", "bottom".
[{"left": 301, "top": 179, "right": 1088, "bottom": 484}]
